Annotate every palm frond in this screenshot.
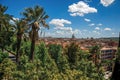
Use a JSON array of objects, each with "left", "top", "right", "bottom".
[{"left": 0, "top": 4, "right": 8, "bottom": 13}]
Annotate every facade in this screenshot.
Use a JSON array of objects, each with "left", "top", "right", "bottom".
[
  {"left": 100, "top": 47, "right": 117, "bottom": 60},
  {"left": 100, "top": 47, "right": 117, "bottom": 71}
]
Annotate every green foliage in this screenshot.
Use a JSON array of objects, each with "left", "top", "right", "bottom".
[
  {"left": 0, "top": 30, "right": 14, "bottom": 50},
  {"left": 0, "top": 51, "right": 9, "bottom": 63},
  {"left": 0, "top": 58, "right": 16, "bottom": 80},
  {"left": 48, "top": 44, "right": 62, "bottom": 61},
  {"left": 36, "top": 42, "right": 59, "bottom": 72},
  {"left": 0, "top": 42, "right": 105, "bottom": 80},
  {"left": 21, "top": 41, "right": 31, "bottom": 56},
  {"left": 116, "top": 48, "right": 120, "bottom": 61},
  {"left": 11, "top": 41, "right": 17, "bottom": 52},
  {"left": 89, "top": 45, "right": 101, "bottom": 66},
  {"left": 36, "top": 42, "right": 48, "bottom": 65},
  {"left": 65, "top": 42, "right": 79, "bottom": 69},
  {"left": 90, "top": 45, "right": 100, "bottom": 55},
  {"left": 0, "top": 4, "right": 14, "bottom": 51},
  {"left": 48, "top": 44, "right": 70, "bottom": 72}
]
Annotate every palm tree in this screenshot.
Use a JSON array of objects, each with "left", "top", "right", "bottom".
[
  {"left": 22, "top": 5, "right": 49, "bottom": 61},
  {"left": 0, "top": 4, "right": 13, "bottom": 51},
  {"left": 0, "top": 5, "right": 12, "bottom": 31},
  {"left": 90, "top": 45, "right": 100, "bottom": 66},
  {"left": 13, "top": 19, "right": 27, "bottom": 63},
  {"left": 0, "top": 4, "right": 7, "bottom": 32}
]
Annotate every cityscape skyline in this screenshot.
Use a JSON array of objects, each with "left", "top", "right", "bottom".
[{"left": 0, "top": 0, "right": 120, "bottom": 38}]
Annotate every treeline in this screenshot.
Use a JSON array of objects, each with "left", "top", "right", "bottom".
[
  {"left": 0, "top": 4, "right": 107, "bottom": 80},
  {"left": 0, "top": 41, "right": 105, "bottom": 80}
]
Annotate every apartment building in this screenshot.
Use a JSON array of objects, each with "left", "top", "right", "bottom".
[
  {"left": 100, "top": 47, "right": 117, "bottom": 60},
  {"left": 100, "top": 47, "right": 117, "bottom": 71}
]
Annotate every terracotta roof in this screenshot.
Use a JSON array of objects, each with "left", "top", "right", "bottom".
[{"left": 101, "top": 47, "right": 117, "bottom": 50}]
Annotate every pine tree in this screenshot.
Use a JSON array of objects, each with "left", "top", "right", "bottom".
[
  {"left": 65, "top": 42, "right": 79, "bottom": 69},
  {"left": 48, "top": 44, "right": 70, "bottom": 72}
]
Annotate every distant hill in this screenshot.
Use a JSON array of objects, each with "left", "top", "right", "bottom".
[{"left": 99, "top": 37, "right": 119, "bottom": 42}]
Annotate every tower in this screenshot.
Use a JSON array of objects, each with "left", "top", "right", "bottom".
[{"left": 72, "top": 34, "right": 75, "bottom": 39}]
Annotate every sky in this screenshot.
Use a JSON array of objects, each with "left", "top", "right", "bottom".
[{"left": 0, "top": 0, "right": 120, "bottom": 38}]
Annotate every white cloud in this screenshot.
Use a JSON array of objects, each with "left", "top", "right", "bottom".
[
  {"left": 93, "top": 30, "right": 97, "bottom": 33},
  {"left": 10, "top": 17, "right": 19, "bottom": 24},
  {"left": 95, "top": 27, "right": 100, "bottom": 30},
  {"left": 54, "top": 27, "right": 81, "bottom": 34},
  {"left": 54, "top": 26, "right": 81, "bottom": 37},
  {"left": 89, "top": 23, "right": 95, "bottom": 26},
  {"left": 52, "top": 27, "right": 81, "bottom": 38},
  {"left": 104, "top": 28, "right": 112, "bottom": 31},
  {"left": 49, "top": 18, "right": 80, "bottom": 37},
  {"left": 56, "top": 31, "right": 64, "bottom": 35},
  {"left": 12, "top": 17, "right": 19, "bottom": 21},
  {"left": 49, "top": 19, "right": 71, "bottom": 27},
  {"left": 100, "top": 0, "right": 115, "bottom": 7},
  {"left": 83, "top": 29, "right": 88, "bottom": 32},
  {"left": 9, "top": 20, "right": 14, "bottom": 24},
  {"left": 54, "top": 27, "right": 72, "bottom": 32},
  {"left": 73, "top": 29, "right": 81, "bottom": 34},
  {"left": 93, "top": 30, "right": 101, "bottom": 34},
  {"left": 112, "top": 32, "right": 115, "bottom": 35},
  {"left": 84, "top": 18, "right": 91, "bottom": 22},
  {"left": 97, "top": 23, "right": 102, "bottom": 26},
  {"left": 68, "top": 1, "right": 97, "bottom": 16}
]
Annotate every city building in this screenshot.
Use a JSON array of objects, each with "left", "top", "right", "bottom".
[
  {"left": 100, "top": 47, "right": 117, "bottom": 60},
  {"left": 100, "top": 47, "right": 117, "bottom": 71}
]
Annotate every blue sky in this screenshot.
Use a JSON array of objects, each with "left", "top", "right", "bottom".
[{"left": 0, "top": 0, "right": 120, "bottom": 38}]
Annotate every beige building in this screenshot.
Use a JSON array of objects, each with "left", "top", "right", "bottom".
[{"left": 100, "top": 47, "right": 117, "bottom": 71}]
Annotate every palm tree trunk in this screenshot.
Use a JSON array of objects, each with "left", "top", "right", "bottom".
[
  {"left": 0, "top": 24, "right": 1, "bottom": 31},
  {"left": 29, "top": 26, "right": 36, "bottom": 61},
  {"left": 0, "top": 24, "right": 2, "bottom": 51},
  {"left": 16, "top": 34, "right": 22, "bottom": 63}
]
